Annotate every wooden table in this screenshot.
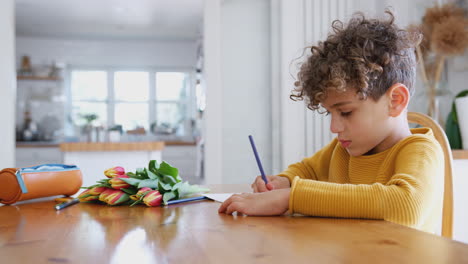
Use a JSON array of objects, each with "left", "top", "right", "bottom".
[{"left": 1, "top": 185, "right": 468, "bottom": 263}]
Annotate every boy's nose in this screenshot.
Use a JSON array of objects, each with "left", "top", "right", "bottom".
[{"left": 330, "top": 116, "right": 344, "bottom": 133}]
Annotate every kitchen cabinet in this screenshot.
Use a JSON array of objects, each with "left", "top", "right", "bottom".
[
  {"left": 162, "top": 144, "right": 201, "bottom": 184},
  {"left": 16, "top": 73, "right": 64, "bottom": 143},
  {"left": 60, "top": 142, "right": 164, "bottom": 188},
  {"left": 17, "top": 76, "right": 60, "bottom": 81},
  {"left": 15, "top": 145, "right": 63, "bottom": 168}
]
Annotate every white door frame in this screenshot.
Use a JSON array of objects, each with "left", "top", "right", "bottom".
[{"left": 203, "top": 0, "right": 223, "bottom": 184}]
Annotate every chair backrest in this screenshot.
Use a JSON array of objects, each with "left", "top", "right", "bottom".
[{"left": 407, "top": 112, "right": 453, "bottom": 238}]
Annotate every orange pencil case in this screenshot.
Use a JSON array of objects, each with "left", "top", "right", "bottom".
[{"left": 0, "top": 164, "right": 82, "bottom": 205}]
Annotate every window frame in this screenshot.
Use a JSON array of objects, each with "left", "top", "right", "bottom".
[{"left": 65, "top": 66, "right": 196, "bottom": 136}]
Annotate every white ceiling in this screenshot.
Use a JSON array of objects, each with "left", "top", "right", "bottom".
[{"left": 15, "top": 0, "right": 204, "bottom": 41}]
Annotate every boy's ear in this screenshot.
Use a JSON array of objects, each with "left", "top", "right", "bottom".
[{"left": 386, "top": 83, "right": 410, "bottom": 117}]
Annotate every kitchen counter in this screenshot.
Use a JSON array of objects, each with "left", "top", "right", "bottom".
[
  {"left": 16, "top": 141, "right": 60, "bottom": 148},
  {"left": 60, "top": 142, "right": 166, "bottom": 187},
  {"left": 17, "top": 140, "right": 196, "bottom": 149},
  {"left": 59, "top": 141, "right": 165, "bottom": 152}
]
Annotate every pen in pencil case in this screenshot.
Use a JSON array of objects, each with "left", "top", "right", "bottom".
[
  {"left": 55, "top": 198, "right": 80, "bottom": 210},
  {"left": 248, "top": 135, "right": 268, "bottom": 184}
]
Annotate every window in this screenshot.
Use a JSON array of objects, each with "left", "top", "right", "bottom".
[
  {"left": 69, "top": 69, "right": 193, "bottom": 136},
  {"left": 155, "top": 72, "right": 187, "bottom": 129},
  {"left": 70, "top": 70, "right": 108, "bottom": 126},
  {"left": 114, "top": 71, "right": 149, "bottom": 130}
]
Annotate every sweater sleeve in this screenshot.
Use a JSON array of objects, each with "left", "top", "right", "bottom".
[
  {"left": 277, "top": 138, "right": 338, "bottom": 183},
  {"left": 288, "top": 137, "right": 444, "bottom": 228}
]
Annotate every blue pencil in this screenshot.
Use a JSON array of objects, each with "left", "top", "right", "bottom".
[
  {"left": 55, "top": 198, "right": 80, "bottom": 210},
  {"left": 165, "top": 196, "right": 208, "bottom": 205},
  {"left": 248, "top": 135, "right": 268, "bottom": 184}
]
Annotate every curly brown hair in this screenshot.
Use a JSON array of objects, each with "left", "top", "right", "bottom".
[{"left": 291, "top": 10, "right": 422, "bottom": 111}]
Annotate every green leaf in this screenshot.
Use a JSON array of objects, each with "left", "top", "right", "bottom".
[
  {"left": 163, "top": 191, "right": 178, "bottom": 205},
  {"left": 129, "top": 199, "right": 141, "bottom": 207},
  {"left": 121, "top": 187, "right": 137, "bottom": 195},
  {"left": 149, "top": 160, "right": 159, "bottom": 171},
  {"left": 147, "top": 169, "right": 158, "bottom": 180},
  {"left": 127, "top": 172, "right": 140, "bottom": 179},
  {"left": 176, "top": 182, "right": 210, "bottom": 198},
  {"left": 119, "top": 177, "right": 143, "bottom": 186},
  {"left": 146, "top": 168, "right": 152, "bottom": 179},
  {"left": 129, "top": 172, "right": 145, "bottom": 180},
  {"left": 136, "top": 167, "right": 144, "bottom": 175},
  {"left": 175, "top": 175, "right": 182, "bottom": 183},
  {"left": 158, "top": 181, "right": 172, "bottom": 192},
  {"left": 161, "top": 174, "right": 177, "bottom": 186},
  {"left": 122, "top": 199, "right": 135, "bottom": 206},
  {"left": 158, "top": 161, "right": 179, "bottom": 178},
  {"left": 136, "top": 167, "right": 148, "bottom": 179},
  {"left": 92, "top": 183, "right": 112, "bottom": 188},
  {"left": 138, "top": 179, "right": 159, "bottom": 189},
  {"left": 171, "top": 182, "right": 183, "bottom": 191}
]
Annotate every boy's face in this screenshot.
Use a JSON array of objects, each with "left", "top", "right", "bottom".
[{"left": 321, "top": 88, "right": 394, "bottom": 156}]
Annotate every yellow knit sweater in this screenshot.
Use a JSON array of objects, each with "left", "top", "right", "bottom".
[{"left": 279, "top": 128, "right": 444, "bottom": 233}]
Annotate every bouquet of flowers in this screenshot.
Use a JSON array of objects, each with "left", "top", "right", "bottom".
[{"left": 78, "top": 160, "right": 209, "bottom": 206}]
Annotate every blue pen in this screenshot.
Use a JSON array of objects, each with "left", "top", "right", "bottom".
[
  {"left": 55, "top": 198, "right": 80, "bottom": 210},
  {"left": 248, "top": 135, "right": 268, "bottom": 184},
  {"left": 166, "top": 196, "right": 208, "bottom": 205}
]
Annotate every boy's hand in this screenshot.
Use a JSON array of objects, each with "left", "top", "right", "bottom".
[
  {"left": 218, "top": 188, "right": 290, "bottom": 216},
  {"left": 251, "top": 175, "right": 291, "bottom": 193}
]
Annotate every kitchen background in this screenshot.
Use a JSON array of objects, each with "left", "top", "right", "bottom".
[{"left": 14, "top": 0, "right": 205, "bottom": 184}]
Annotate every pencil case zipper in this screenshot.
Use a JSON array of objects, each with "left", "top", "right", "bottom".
[{"left": 15, "top": 164, "right": 80, "bottom": 194}]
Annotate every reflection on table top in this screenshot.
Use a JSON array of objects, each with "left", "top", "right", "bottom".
[{"left": 1, "top": 184, "right": 468, "bottom": 263}]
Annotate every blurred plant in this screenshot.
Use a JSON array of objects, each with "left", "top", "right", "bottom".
[
  {"left": 79, "top": 113, "right": 98, "bottom": 126},
  {"left": 410, "top": 3, "right": 468, "bottom": 119}
]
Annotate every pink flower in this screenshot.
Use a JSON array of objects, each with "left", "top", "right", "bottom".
[
  {"left": 130, "top": 187, "right": 152, "bottom": 201},
  {"left": 78, "top": 189, "right": 100, "bottom": 202},
  {"left": 143, "top": 190, "right": 162, "bottom": 207},
  {"left": 99, "top": 188, "right": 116, "bottom": 203},
  {"left": 78, "top": 189, "right": 92, "bottom": 199},
  {"left": 88, "top": 186, "right": 109, "bottom": 196},
  {"left": 105, "top": 190, "right": 130, "bottom": 206},
  {"left": 80, "top": 195, "right": 100, "bottom": 202},
  {"left": 104, "top": 166, "right": 125, "bottom": 178},
  {"left": 109, "top": 175, "right": 130, "bottom": 190}
]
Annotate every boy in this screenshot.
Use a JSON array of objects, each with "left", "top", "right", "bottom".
[{"left": 218, "top": 11, "right": 444, "bottom": 234}]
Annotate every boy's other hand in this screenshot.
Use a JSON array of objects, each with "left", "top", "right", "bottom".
[
  {"left": 251, "top": 175, "right": 291, "bottom": 193},
  {"left": 218, "top": 188, "right": 290, "bottom": 216}
]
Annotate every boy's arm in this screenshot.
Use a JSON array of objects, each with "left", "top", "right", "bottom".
[
  {"left": 278, "top": 138, "right": 338, "bottom": 183},
  {"left": 288, "top": 139, "right": 443, "bottom": 228}
]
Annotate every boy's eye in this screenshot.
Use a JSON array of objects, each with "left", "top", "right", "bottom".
[{"left": 340, "top": 111, "right": 352, "bottom": 117}]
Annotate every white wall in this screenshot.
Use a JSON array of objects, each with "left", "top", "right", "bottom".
[
  {"left": 221, "top": 0, "right": 272, "bottom": 184},
  {"left": 0, "top": 0, "right": 16, "bottom": 168},
  {"left": 203, "top": 0, "right": 223, "bottom": 184},
  {"left": 203, "top": 0, "right": 272, "bottom": 184},
  {"left": 16, "top": 36, "right": 198, "bottom": 68}
]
